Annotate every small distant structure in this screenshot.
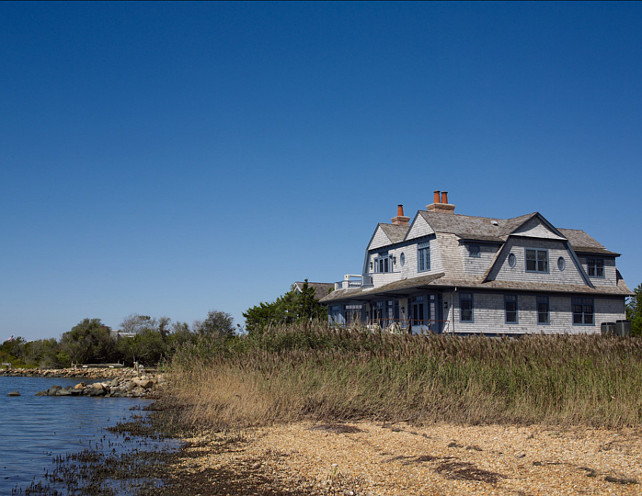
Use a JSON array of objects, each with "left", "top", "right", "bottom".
[
  {"left": 109, "top": 329, "right": 137, "bottom": 339},
  {"left": 293, "top": 281, "right": 334, "bottom": 300}
]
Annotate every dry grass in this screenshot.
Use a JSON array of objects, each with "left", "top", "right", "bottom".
[{"left": 164, "top": 324, "right": 642, "bottom": 431}]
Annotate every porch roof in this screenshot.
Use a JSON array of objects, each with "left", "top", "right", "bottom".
[{"left": 320, "top": 272, "right": 633, "bottom": 304}]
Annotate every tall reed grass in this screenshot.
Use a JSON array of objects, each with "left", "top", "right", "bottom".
[{"left": 165, "top": 323, "right": 642, "bottom": 431}]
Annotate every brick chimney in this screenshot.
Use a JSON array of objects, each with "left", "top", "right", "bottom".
[
  {"left": 426, "top": 190, "right": 455, "bottom": 214},
  {"left": 391, "top": 204, "right": 410, "bottom": 226}
]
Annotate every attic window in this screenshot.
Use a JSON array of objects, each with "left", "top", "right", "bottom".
[{"left": 468, "top": 244, "right": 481, "bottom": 258}]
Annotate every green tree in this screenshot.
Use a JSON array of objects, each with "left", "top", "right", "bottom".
[
  {"left": 193, "top": 310, "right": 235, "bottom": 338},
  {"left": 23, "top": 338, "right": 67, "bottom": 368},
  {"left": 120, "top": 314, "right": 155, "bottom": 335},
  {"left": 626, "top": 283, "right": 642, "bottom": 336},
  {"left": 243, "top": 280, "right": 327, "bottom": 334},
  {"left": 60, "top": 318, "right": 116, "bottom": 365}
]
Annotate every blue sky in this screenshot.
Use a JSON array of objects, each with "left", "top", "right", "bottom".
[{"left": 1, "top": 2, "right": 641, "bottom": 340}]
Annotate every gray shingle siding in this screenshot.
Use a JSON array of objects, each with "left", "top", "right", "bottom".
[{"left": 322, "top": 205, "right": 632, "bottom": 335}]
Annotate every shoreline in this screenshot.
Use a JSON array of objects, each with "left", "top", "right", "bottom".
[
  {"left": 151, "top": 418, "right": 642, "bottom": 496},
  {"left": 0, "top": 366, "right": 157, "bottom": 380},
  {"left": 9, "top": 369, "right": 641, "bottom": 495},
  {"left": 2, "top": 367, "right": 166, "bottom": 399}
]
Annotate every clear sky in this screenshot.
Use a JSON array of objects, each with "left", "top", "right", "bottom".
[{"left": 2, "top": 2, "right": 641, "bottom": 340}]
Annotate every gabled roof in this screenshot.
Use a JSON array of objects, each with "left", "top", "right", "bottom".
[
  {"left": 378, "top": 223, "right": 410, "bottom": 243},
  {"left": 293, "top": 282, "right": 335, "bottom": 300}
]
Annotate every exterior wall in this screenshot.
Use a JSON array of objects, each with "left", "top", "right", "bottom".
[
  {"left": 368, "top": 225, "right": 392, "bottom": 250},
  {"left": 365, "top": 235, "right": 442, "bottom": 287},
  {"left": 451, "top": 291, "right": 626, "bottom": 335},
  {"left": 399, "top": 235, "right": 441, "bottom": 279},
  {"left": 512, "top": 217, "right": 566, "bottom": 240},
  {"left": 459, "top": 242, "right": 500, "bottom": 276},
  {"left": 489, "top": 238, "right": 586, "bottom": 285},
  {"left": 435, "top": 233, "right": 463, "bottom": 278},
  {"left": 406, "top": 214, "right": 434, "bottom": 240},
  {"left": 578, "top": 256, "right": 617, "bottom": 287}
]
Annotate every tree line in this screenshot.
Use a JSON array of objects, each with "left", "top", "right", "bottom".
[
  {"left": 0, "top": 310, "right": 235, "bottom": 368},
  {"left": 1, "top": 280, "right": 330, "bottom": 369}
]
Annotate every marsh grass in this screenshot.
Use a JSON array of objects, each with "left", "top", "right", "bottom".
[{"left": 166, "top": 324, "right": 642, "bottom": 430}]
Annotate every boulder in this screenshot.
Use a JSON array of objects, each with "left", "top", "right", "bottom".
[
  {"left": 133, "top": 379, "right": 155, "bottom": 389},
  {"left": 48, "top": 385, "right": 62, "bottom": 395}
]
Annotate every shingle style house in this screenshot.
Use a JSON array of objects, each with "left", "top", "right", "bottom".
[{"left": 320, "top": 191, "right": 633, "bottom": 335}]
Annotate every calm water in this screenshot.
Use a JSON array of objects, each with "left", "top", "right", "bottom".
[{"left": 0, "top": 375, "right": 174, "bottom": 495}]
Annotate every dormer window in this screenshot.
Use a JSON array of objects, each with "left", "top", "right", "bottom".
[
  {"left": 525, "top": 249, "right": 548, "bottom": 273},
  {"left": 587, "top": 258, "right": 604, "bottom": 278},
  {"left": 468, "top": 244, "right": 481, "bottom": 258}
]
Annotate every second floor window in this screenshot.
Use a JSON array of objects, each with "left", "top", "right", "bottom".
[
  {"left": 375, "top": 254, "right": 391, "bottom": 273},
  {"left": 587, "top": 258, "right": 604, "bottom": 278},
  {"left": 526, "top": 249, "right": 548, "bottom": 273},
  {"left": 417, "top": 243, "right": 430, "bottom": 272}
]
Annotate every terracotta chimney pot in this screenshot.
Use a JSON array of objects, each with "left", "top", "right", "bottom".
[
  {"left": 441, "top": 191, "right": 448, "bottom": 204},
  {"left": 391, "top": 204, "right": 410, "bottom": 226},
  {"left": 433, "top": 190, "right": 441, "bottom": 204}
]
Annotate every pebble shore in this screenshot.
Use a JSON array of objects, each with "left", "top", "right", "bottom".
[{"left": 166, "top": 421, "right": 642, "bottom": 496}]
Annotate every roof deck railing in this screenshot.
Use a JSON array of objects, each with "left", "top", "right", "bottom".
[{"left": 334, "top": 274, "right": 373, "bottom": 290}]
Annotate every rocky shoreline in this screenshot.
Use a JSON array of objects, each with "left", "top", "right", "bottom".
[{"left": 2, "top": 367, "right": 166, "bottom": 398}]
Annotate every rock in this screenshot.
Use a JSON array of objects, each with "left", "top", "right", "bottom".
[
  {"left": 56, "top": 388, "right": 73, "bottom": 396},
  {"left": 48, "top": 385, "right": 62, "bottom": 395},
  {"left": 7, "top": 391, "right": 20, "bottom": 396},
  {"left": 133, "top": 379, "right": 155, "bottom": 389},
  {"left": 74, "top": 383, "right": 85, "bottom": 390},
  {"left": 86, "top": 387, "right": 106, "bottom": 397}
]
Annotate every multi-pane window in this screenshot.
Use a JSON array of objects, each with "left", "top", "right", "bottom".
[
  {"left": 375, "top": 253, "right": 391, "bottom": 273},
  {"left": 468, "top": 244, "right": 481, "bottom": 258},
  {"left": 505, "top": 295, "right": 518, "bottom": 324},
  {"left": 537, "top": 296, "right": 550, "bottom": 324},
  {"left": 526, "top": 249, "right": 548, "bottom": 273},
  {"left": 587, "top": 258, "right": 604, "bottom": 278},
  {"left": 460, "top": 293, "right": 474, "bottom": 322},
  {"left": 572, "top": 297, "right": 594, "bottom": 325},
  {"left": 417, "top": 243, "right": 430, "bottom": 272}
]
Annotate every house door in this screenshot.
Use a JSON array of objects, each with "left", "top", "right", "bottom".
[{"left": 411, "top": 297, "right": 425, "bottom": 334}]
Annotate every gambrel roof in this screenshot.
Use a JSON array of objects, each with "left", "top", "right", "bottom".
[{"left": 321, "top": 208, "right": 632, "bottom": 304}]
